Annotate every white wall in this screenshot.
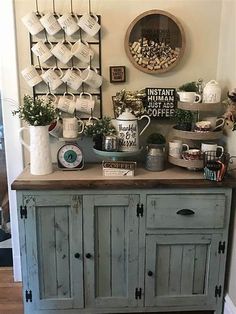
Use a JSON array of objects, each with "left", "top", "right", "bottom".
[
  {"left": 0, "top": 0, "right": 24, "bottom": 281},
  {"left": 217, "top": 0, "right": 236, "bottom": 307}
]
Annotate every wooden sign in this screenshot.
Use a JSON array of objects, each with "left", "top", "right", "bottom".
[
  {"left": 145, "top": 87, "right": 177, "bottom": 118},
  {"left": 102, "top": 161, "right": 136, "bottom": 176},
  {"left": 109, "top": 66, "right": 126, "bottom": 83}
]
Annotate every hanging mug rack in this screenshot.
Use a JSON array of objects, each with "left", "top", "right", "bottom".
[{"left": 22, "top": 0, "right": 102, "bottom": 119}]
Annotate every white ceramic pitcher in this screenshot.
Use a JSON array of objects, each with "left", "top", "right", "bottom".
[
  {"left": 19, "top": 125, "right": 53, "bottom": 175},
  {"left": 112, "top": 109, "right": 150, "bottom": 152}
]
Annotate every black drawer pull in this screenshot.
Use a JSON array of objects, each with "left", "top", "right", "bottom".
[
  {"left": 74, "top": 253, "right": 80, "bottom": 259},
  {"left": 86, "top": 253, "right": 92, "bottom": 259},
  {"left": 176, "top": 209, "right": 195, "bottom": 215}
]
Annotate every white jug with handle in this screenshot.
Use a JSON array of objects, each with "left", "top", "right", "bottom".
[
  {"left": 19, "top": 125, "right": 53, "bottom": 175},
  {"left": 112, "top": 109, "right": 151, "bottom": 152},
  {"left": 203, "top": 80, "right": 221, "bottom": 103}
]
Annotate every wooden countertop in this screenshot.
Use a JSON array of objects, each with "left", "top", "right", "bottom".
[{"left": 11, "top": 163, "right": 236, "bottom": 190}]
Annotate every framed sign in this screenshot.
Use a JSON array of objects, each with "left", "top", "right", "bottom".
[
  {"left": 145, "top": 87, "right": 177, "bottom": 118},
  {"left": 109, "top": 66, "right": 126, "bottom": 83}
]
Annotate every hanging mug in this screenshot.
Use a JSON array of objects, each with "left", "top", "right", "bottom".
[
  {"left": 62, "top": 67, "right": 83, "bottom": 91},
  {"left": 62, "top": 116, "right": 84, "bottom": 138},
  {"left": 57, "top": 92, "right": 76, "bottom": 114},
  {"left": 75, "top": 92, "right": 95, "bottom": 114},
  {"left": 81, "top": 66, "right": 102, "bottom": 89},
  {"left": 40, "top": 12, "right": 61, "bottom": 35},
  {"left": 58, "top": 12, "right": 79, "bottom": 36},
  {"left": 78, "top": 13, "right": 100, "bottom": 37},
  {"left": 21, "top": 12, "right": 44, "bottom": 35},
  {"left": 71, "top": 39, "right": 94, "bottom": 63}
]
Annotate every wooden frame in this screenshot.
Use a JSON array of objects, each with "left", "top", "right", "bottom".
[
  {"left": 124, "top": 10, "right": 186, "bottom": 74},
  {"left": 109, "top": 66, "right": 126, "bottom": 83}
]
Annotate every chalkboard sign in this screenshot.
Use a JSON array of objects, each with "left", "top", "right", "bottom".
[{"left": 145, "top": 87, "right": 177, "bottom": 118}]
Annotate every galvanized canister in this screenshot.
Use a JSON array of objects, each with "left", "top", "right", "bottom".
[{"left": 145, "top": 146, "right": 165, "bottom": 171}]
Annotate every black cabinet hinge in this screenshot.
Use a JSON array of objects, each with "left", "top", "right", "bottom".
[
  {"left": 218, "top": 241, "right": 225, "bottom": 254},
  {"left": 135, "top": 287, "right": 142, "bottom": 299},
  {"left": 20, "top": 205, "right": 27, "bottom": 219},
  {"left": 215, "top": 285, "right": 222, "bottom": 298},
  {"left": 25, "top": 289, "right": 32, "bottom": 302},
  {"left": 137, "top": 204, "right": 144, "bottom": 217}
]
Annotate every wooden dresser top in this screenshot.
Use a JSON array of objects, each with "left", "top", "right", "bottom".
[{"left": 11, "top": 163, "right": 236, "bottom": 190}]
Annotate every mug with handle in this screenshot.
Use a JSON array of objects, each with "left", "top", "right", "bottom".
[
  {"left": 78, "top": 13, "right": 100, "bottom": 37},
  {"left": 75, "top": 92, "right": 95, "bottom": 114}
]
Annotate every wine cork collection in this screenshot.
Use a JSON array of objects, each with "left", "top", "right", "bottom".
[{"left": 129, "top": 38, "right": 180, "bottom": 71}]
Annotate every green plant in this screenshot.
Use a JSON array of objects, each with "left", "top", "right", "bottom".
[
  {"left": 84, "top": 116, "right": 117, "bottom": 137},
  {"left": 178, "top": 81, "right": 198, "bottom": 92},
  {"left": 147, "top": 133, "right": 166, "bottom": 145},
  {"left": 12, "top": 95, "right": 56, "bottom": 126},
  {"left": 172, "top": 109, "right": 194, "bottom": 131}
]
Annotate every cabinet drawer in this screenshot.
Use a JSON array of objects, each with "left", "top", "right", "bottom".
[{"left": 146, "top": 194, "right": 226, "bottom": 229}]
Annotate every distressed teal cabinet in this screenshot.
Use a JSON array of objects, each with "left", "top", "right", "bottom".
[{"left": 16, "top": 188, "right": 232, "bottom": 314}]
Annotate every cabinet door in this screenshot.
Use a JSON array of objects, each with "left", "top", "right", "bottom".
[
  {"left": 145, "top": 234, "right": 221, "bottom": 307},
  {"left": 83, "top": 194, "right": 139, "bottom": 308},
  {"left": 23, "top": 194, "right": 83, "bottom": 310}
]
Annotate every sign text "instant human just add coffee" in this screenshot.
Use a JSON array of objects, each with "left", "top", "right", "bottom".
[{"left": 145, "top": 87, "right": 177, "bottom": 118}]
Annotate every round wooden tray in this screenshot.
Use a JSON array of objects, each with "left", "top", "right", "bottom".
[
  {"left": 124, "top": 10, "right": 185, "bottom": 74},
  {"left": 172, "top": 127, "right": 223, "bottom": 140},
  {"left": 177, "top": 101, "right": 222, "bottom": 111},
  {"left": 168, "top": 155, "right": 204, "bottom": 170}
]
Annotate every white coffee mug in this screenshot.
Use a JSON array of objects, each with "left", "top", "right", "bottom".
[
  {"left": 177, "top": 91, "right": 201, "bottom": 103},
  {"left": 201, "top": 142, "right": 224, "bottom": 157},
  {"left": 31, "top": 40, "right": 53, "bottom": 63},
  {"left": 78, "top": 13, "right": 100, "bottom": 37},
  {"left": 57, "top": 93, "right": 76, "bottom": 114},
  {"left": 41, "top": 67, "right": 63, "bottom": 90},
  {"left": 58, "top": 13, "right": 79, "bottom": 36},
  {"left": 51, "top": 41, "right": 73, "bottom": 64},
  {"left": 62, "top": 68, "right": 83, "bottom": 91},
  {"left": 62, "top": 116, "right": 84, "bottom": 138},
  {"left": 71, "top": 39, "right": 94, "bottom": 63},
  {"left": 21, "top": 12, "right": 44, "bottom": 35},
  {"left": 75, "top": 92, "right": 95, "bottom": 114},
  {"left": 40, "top": 13, "right": 61, "bottom": 35},
  {"left": 81, "top": 66, "right": 102, "bottom": 89},
  {"left": 204, "top": 116, "right": 225, "bottom": 131},
  {"left": 48, "top": 118, "right": 63, "bottom": 138},
  {"left": 21, "top": 65, "right": 42, "bottom": 87},
  {"left": 169, "top": 140, "right": 189, "bottom": 159}
]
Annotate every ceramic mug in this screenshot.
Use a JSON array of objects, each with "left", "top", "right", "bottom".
[
  {"left": 182, "top": 149, "right": 202, "bottom": 160},
  {"left": 57, "top": 92, "right": 76, "bottom": 114},
  {"left": 62, "top": 116, "right": 84, "bottom": 138},
  {"left": 40, "top": 13, "right": 61, "bottom": 35},
  {"left": 51, "top": 41, "right": 73, "bottom": 64},
  {"left": 201, "top": 142, "right": 224, "bottom": 157},
  {"left": 21, "top": 65, "right": 42, "bottom": 87},
  {"left": 169, "top": 140, "right": 189, "bottom": 159},
  {"left": 81, "top": 66, "right": 102, "bottom": 89},
  {"left": 78, "top": 13, "right": 100, "bottom": 37},
  {"left": 58, "top": 13, "right": 79, "bottom": 36},
  {"left": 31, "top": 40, "right": 53, "bottom": 63},
  {"left": 62, "top": 67, "right": 83, "bottom": 91},
  {"left": 177, "top": 91, "right": 201, "bottom": 103},
  {"left": 75, "top": 92, "right": 95, "bottom": 114},
  {"left": 41, "top": 67, "right": 63, "bottom": 90},
  {"left": 21, "top": 12, "right": 44, "bottom": 35},
  {"left": 48, "top": 118, "right": 63, "bottom": 138},
  {"left": 204, "top": 116, "right": 225, "bottom": 131},
  {"left": 71, "top": 39, "right": 94, "bottom": 63}
]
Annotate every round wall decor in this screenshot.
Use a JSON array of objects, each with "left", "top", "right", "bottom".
[{"left": 125, "top": 10, "right": 185, "bottom": 74}]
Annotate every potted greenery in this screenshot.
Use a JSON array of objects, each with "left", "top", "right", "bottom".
[
  {"left": 84, "top": 116, "right": 117, "bottom": 150},
  {"left": 146, "top": 133, "right": 166, "bottom": 147},
  {"left": 12, "top": 95, "right": 57, "bottom": 175},
  {"left": 173, "top": 108, "right": 194, "bottom": 131},
  {"left": 178, "top": 81, "right": 199, "bottom": 92}
]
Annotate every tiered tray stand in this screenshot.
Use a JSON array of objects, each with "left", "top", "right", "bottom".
[{"left": 169, "top": 101, "right": 223, "bottom": 170}]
